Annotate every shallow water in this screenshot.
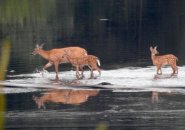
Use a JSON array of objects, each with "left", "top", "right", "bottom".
[
  {"left": 5, "top": 90, "right": 185, "bottom": 129},
  {"left": 2, "top": 66, "right": 185, "bottom": 129}
]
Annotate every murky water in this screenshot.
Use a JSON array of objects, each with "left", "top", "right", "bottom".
[
  {"left": 2, "top": 67, "right": 185, "bottom": 129},
  {"left": 5, "top": 89, "right": 185, "bottom": 129},
  {"left": 2, "top": 0, "right": 185, "bottom": 75}
]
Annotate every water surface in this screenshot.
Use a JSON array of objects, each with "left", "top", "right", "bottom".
[{"left": 2, "top": 67, "right": 185, "bottom": 129}]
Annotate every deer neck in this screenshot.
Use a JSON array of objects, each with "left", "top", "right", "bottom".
[
  {"left": 151, "top": 53, "right": 155, "bottom": 60},
  {"left": 151, "top": 53, "right": 158, "bottom": 64},
  {"left": 38, "top": 49, "right": 49, "bottom": 60}
]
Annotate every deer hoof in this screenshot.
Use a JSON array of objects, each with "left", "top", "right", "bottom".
[
  {"left": 80, "top": 75, "right": 85, "bottom": 79},
  {"left": 89, "top": 77, "right": 94, "bottom": 79}
]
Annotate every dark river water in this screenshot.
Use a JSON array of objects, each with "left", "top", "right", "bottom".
[{"left": 4, "top": 87, "right": 185, "bottom": 130}]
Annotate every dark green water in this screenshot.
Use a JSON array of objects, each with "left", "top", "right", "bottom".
[
  {"left": 4, "top": 88, "right": 185, "bottom": 130},
  {"left": 1, "top": 0, "right": 185, "bottom": 74}
]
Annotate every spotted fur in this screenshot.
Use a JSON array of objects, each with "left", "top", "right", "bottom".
[
  {"left": 150, "top": 46, "right": 178, "bottom": 75},
  {"left": 64, "top": 53, "right": 101, "bottom": 79}
]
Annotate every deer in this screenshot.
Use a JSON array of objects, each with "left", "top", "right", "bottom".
[
  {"left": 63, "top": 50, "right": 101, "bottom": 79},
  {"left": 150, "top": 46, "right": 178, "bottom": 76},
  {"left": 31, "top": 44, "right": 87, "bottom": 81},
  {"left": 32, "top": 89, "right": 99, "bottom": 109}
]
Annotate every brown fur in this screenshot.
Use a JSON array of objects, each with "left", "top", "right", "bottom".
[
  {"left": 64, "top": 52, "right": 101, "bottom": 79},
  {"left": 32, "top": 44, "right": 87, "bottom": 81},
  {"left": 32, "top": 89, "right": 99, "bottom": 109},
  {"left": 150, "top": 46, "right": 178, "bottom": 75}
]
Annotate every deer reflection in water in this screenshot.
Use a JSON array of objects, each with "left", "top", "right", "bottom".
[
  {"left": 153, "top": 73, "right": 177, "bottom": 80},
  {"left": 33, "top": 89, "right": 99, "bottom": 109},
  {"left": 151, "top": 90, "right": 175, "bottom": 104}
]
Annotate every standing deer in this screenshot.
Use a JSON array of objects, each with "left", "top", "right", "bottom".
[
  {"left": 63, "top": 51, "right": 101, "bottom": 79},
  {"left": 31, "top": 44, "right": 87, "bottom": 81},
  {"left": 150, "top": 46, "right": 178, "bottom": 75}
]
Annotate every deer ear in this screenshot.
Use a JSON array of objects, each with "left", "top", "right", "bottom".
[
  {"left": 36, "top": 44, "right": 39, "bottom": 48},
  {"left": 150, "top": 46, "right": 153, "bottom": 51},
  {"left": 154, "top": 46, "right": 158, "bottom": 50},
  {"left": 40, "top": 43, "right": 45, "bottom": 48}
]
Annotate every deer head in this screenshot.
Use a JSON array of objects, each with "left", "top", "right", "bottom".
[
  {"left": 31, "top": 44, "right": 45, "bottom": 55},
  {"left": 32, "top": 95, "right": 46, "bottom": 109},
  {"left": 150, "top": 46, "right": 159, "bottom": 55}
]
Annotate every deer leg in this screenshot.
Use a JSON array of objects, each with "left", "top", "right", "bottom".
[
  {"left": 171, "top": 64, "right": 178, "bottom": 76},
  {"left": 80, "top": 66, "right": 85, "bottom": 79},
  {"left": 159, "top": 68, "right": 162, "bottom": 74},
  {"left": 175, "top": 66, "right": 178, "bottom": 74},
  {"left": 86, "top": 65, "right": 93, "bottom": 79},
  {"left": 157, "top": 65, "right": 162, "bottom": 75},
  {"left": 93, "top": 64, "right": 101, "bottom": 77},
  {"left": 54, "top": 63, "right": 59, "bottom": 81},
  {"left": 174, "top": 62, "right": 178, "bottom": 74},
  {"left": 43, "top": 62, "right": 53, "bottom": 70},
  {"left": 41, "top": 62, "right": 53, "bottom": 77},
  {"left": 96, "top": 67, "right": 101, "bottom": 77},
  {"left": 171, "top": 66, "right": 175, "bottom": 76},
  {"left": 76, "top": 66, "right": 80, "bottom": 79},
  {"left": 89, "top": 68, "right": 94, "bottom": 79}
]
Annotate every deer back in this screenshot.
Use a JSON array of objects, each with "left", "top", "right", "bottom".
[
  {"left": 153, "top": 54, "right": 177, "bottom": 65},
  {"left": 34, "top": 89, "right": 99, "bottom": 105},
  {"left": 46, "top": 47, "right": 87, "bottom": 63}
]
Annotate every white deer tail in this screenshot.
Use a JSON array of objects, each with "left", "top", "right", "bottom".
[
  {"left": 97, "top": 59, "right": 101, "bottom": 66},
  {"left": 84, "top": 49, "right": 88, "bottom": 56}
]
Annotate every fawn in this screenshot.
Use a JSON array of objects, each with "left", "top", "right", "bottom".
[
  {"left": 63, "top": 51, "right": 101, "bottom": 79},
  {"left": 31, "top": 44, "right": 87, "bottom": 81},
  {"left": 150, "top": 46, "right": 178, "bottom": 75}
]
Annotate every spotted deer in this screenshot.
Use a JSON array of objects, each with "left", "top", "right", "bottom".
[
  {"left": 31, "top": 44, "right": 87, "bottom": 81},
  {"left": 63, "top": 51, "right": 101, "bottom": 79},
  {"left": 150, "top": 46, "right": 178, "bottom": 75}
]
